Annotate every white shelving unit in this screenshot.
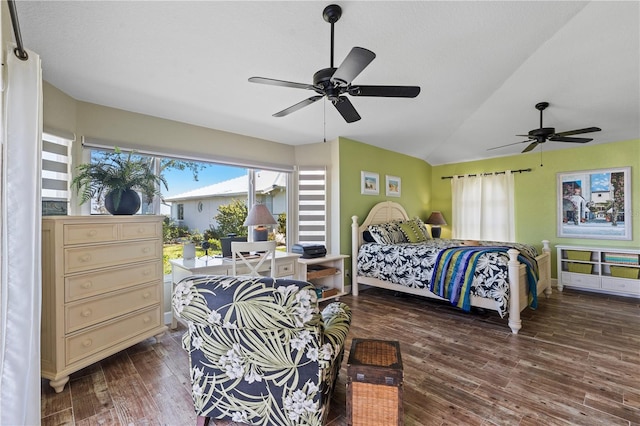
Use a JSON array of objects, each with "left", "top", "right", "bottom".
[
  {"left": 556, "top": 245, "right": 640, "bottom": 297},
  {"left": 296, "top": 254, "right": 350, "bottom": 302}
]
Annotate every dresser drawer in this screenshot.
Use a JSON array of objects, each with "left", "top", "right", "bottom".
[
  {"left": 65, "top": 282, "right": 161, "bottom": 333},
  {"left": 275, "top": 260, "right": 296, "bottom": 277},
  {"left": 121, "top": 221, "right": 162, "bottom": 240},
  {"left": 601, "top": 277, "right": 640, "bottom": 295},
  {"left": 63, "top": 223, "right": 118, "bottom": 245},
  {"left": 65, "top": 240, "right": 162, "bottom": 274},
  {"left": 66, "top": 305, "right": 162, "bottom": 365},
  {"left": 65, "top": 261, "right": 162, "bottom": 302},
  {"left": 561, "top": 272, "right": 601, "bottom": 289}
]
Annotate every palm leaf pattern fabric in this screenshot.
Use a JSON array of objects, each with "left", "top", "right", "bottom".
[{"left": 173, "top": 275, "right": 352, "bottom": 425}]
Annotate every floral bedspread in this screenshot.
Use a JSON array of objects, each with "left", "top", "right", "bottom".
[{"left": 356, "top": 239, "right": 538, "bottom": 317}]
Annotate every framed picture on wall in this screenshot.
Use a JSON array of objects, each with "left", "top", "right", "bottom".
[
  {"left": 386, "top": 175, "right": 401, "bottom": 197},
  {"left": 361, "top": 171, "right": 379, "bottom": 195},
  {"left": 557, "top": 167, "right": 631, "bottom": 240}
]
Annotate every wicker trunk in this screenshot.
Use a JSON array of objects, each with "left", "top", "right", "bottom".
[{"left": 346, "top": 339, "right": 403, "bottom": 426}]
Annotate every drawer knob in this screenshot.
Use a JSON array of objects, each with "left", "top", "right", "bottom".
[
  {"left": 79, "top": 254, "right": 92, "bottom": 262},
  {"left": 87, "top": 230, "right": 97, "bottom": 237},
  {"left": 143, "top": 269, "right": 151, "bottom": 276},
  {"left": 81, "top": 309, "right": 92, "bottom": 318},
  {"left": 143, "top": 316, "right": 151, "bottom": 324},
  {"left": 82, "top": 339, "right": 93, "bottom": 348},
  {"left": 81, "top": 281, "right": 93, "bottom": 289},
  {"left": 142, "top": 292, "right": 151, "bottom": 299},
  {"left": 142, "top": 247, "right": 151, "bottom": 253}
]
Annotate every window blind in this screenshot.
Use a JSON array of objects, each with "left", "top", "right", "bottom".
[
  {"left": 297, "top": 167, "right": 326, "bottom": 245},
  {"left": 42, "top": 131, "right": 73, "bottom": 215}
]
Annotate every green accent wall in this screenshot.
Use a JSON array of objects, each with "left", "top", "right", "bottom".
[
  {"left": 338, "top": 137, "right": 432, "bottom": 256},
  {"left": 431, "top": 139, "right": 640, "bottom": 276}
]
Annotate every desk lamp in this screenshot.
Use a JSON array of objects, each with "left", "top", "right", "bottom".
[{"left": 244, "top": 204, "right": 277, "bottom": 241}]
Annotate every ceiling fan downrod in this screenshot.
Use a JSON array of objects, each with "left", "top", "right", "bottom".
[{"left": 323, "top": 4, "right": 342, "bottom": 69}]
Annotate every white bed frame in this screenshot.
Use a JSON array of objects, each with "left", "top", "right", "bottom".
[{"left": 350, "top": 201, "right": 552, "bottom": 334}]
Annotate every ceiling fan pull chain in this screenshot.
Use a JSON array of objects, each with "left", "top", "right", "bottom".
[{"left": 323, "top": 98, "right": 327, "bottom": 143}]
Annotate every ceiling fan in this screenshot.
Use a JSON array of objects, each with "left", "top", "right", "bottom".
[
  {"left": 489, "top": 102, "right": 601, "bottom": 153},
  {"left": 248, "top": 4, "right": 420, "bottom": 123}
]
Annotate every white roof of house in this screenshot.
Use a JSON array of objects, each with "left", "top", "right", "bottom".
[{"left": 165, "top": 170, "right": 286, "bottom": 202}]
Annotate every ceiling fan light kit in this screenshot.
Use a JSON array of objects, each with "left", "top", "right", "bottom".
[
  {"left": 489, "top": 101, "right": 601, "bottom": 153},
  {"left": 248, "top": 4, "right": 420, "bottom": 123}
]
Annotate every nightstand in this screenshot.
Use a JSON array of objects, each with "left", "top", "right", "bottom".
[{"left": 296, "top": 254, "right": 350, "bottom": 301}]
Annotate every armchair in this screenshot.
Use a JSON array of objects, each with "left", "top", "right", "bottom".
[{"left": 173, "top": 275, "right": 352, "bottom": 426}]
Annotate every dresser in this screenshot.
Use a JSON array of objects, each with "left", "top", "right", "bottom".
[{"left": 41, "top": 215, "right": 167, "bottom": 393}]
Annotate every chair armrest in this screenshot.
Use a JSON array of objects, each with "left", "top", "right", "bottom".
[{"left": 321, "top": 302, "right": 352, "bottom": 356}]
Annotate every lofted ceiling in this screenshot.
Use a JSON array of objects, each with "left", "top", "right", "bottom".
[{"left": 15, "top": 1, "right": 640, "bottom": 165}]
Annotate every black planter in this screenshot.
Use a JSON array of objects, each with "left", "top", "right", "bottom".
[{"left": 104, "top": 189, "right": 141, "bottom": 215}]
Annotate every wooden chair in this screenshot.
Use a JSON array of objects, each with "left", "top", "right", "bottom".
[{"left": 231, "top": 240, "right": 276, "bottom": 277}]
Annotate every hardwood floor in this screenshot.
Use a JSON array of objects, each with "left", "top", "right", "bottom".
[{"left": 41, "top": 286, "right": 640, "bottom": 426}]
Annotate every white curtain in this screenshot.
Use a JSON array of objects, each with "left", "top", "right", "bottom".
[
  {"left": 0, "top": 46, "right": 43, "bottom": 425},
  {"left": 451, "top": 171, "right": 515, "bottom": 241}
]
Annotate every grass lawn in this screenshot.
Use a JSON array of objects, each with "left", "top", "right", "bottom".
[{"left": 163, "top": 244, "right": 221, "bottom": 275}]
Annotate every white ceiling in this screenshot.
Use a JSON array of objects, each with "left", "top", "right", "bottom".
[{"left": 16, "top": 1, "right": 640, "bottom": 165}]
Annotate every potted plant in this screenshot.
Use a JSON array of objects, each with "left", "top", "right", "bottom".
[{"left": 71, "top": 149, "right": 168, "bottom": 215}]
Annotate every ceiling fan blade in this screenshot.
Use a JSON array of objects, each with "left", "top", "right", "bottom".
[
  {"left": 349, "top": 85, "right": 420, "bottom": 98},
  {"left": 549, "top": 136, "right": 593, "bottom": 143},
  {"left": 522, "top": 141, "right": 540, "bottom": 153},
  {"left": 487, "top": 140, "right": 532, "bottom": 151},
  {"left": 332, "top": 96, "right": 361, "bottom": 123},
  {"left": 273, "top": 96, "right": 323, "bottom": 117},
  {"left": 553, "top": 127, "right": 602, "bottom": 137},
  {"left": 331, "top": 47, "right": 376, "bottom": 85},
  {"left": 249, "top": 77, "right": 315, "bottom": 91}
]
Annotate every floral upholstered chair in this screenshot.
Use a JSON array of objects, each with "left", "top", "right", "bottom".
[{"left": 173, "top": 275, "right": 352, "bottom": 426}]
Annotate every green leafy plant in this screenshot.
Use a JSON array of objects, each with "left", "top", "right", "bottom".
[{"left": 71, "top": 149, "right": 168, "bottom": 211}]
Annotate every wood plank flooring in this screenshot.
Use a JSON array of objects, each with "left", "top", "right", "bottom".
[{"left": 42, "top": 286, "right": 640, "bottom": 425}]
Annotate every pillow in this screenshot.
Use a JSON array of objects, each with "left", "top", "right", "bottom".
[
  {"left": 399, "top": 220, "right": 429, "bottom": 243},
  {"left": 367, "top": 221, "right": 407, "bottom": 244},
  {"left": 411, "top": 217, "right": 432, "bottom": 240},
  {"left": 362, "top": 230, "right": 376, "bottom": 243}
]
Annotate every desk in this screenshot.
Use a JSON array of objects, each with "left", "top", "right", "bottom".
[{"left": 169, "top": 251, "right": 300, "bottom": 328}]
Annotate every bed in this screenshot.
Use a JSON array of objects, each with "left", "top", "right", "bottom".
[{"left": 350, "top": 201, "right": 552, "bottom": 334}]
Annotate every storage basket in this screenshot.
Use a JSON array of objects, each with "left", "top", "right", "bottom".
[
  {"left": 610, "top": 265, "right": 640, "bottom": 279},
  {"left": 566, "top": 250, "right": 592, "bottom": 261},
  {"left": 347, "top": 339, "right": 403, "bottom": 426},
  {"left": 567, "top": 263, "right": 593, "bottom": 274}
]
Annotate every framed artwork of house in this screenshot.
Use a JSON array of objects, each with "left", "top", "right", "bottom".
[{"left": 557, "top": 167, "right": 631, "bottom": 240}]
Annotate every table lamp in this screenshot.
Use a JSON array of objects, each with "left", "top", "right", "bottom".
[
  {"left": 426, "top": 211, "right": 447, "bottom": 238},
  {"left": 244, "top": 203, "right": 277, "bottom": 241}
]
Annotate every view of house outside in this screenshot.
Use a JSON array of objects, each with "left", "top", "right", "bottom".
[{"left": 85, "top": 148, "right": 288, "bottom": 273}]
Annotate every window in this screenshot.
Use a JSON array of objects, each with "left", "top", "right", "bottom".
[
  {"left": 42, "top": 131, "right": 73, "bottom": 215},
  {"left": 177, "top": 204, "right": 184, "bottom": 221},
  {"left": 297, "top": 167, "right": 327, "bottom": 245},
  {"left": 451, "top": 172, "right": 515, "bottom": 241}
]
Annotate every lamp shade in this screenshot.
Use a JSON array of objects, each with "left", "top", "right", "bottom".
[
  {"left": 426, "top": 211, "right": 447, "bottom": 226},
  {"left": 244, "top": 204, "right": 277, "bottom": 227}
]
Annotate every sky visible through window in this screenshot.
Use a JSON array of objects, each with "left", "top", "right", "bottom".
[{"left": 162, "top": 163, "right": 247, "bottom": 198}]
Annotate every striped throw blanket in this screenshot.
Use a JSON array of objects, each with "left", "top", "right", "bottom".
[{"left": 429, "top": 246, "right": 539, "bottom": 312}]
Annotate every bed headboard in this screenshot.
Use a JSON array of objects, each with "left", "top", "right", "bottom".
[
  {"left": 351, "top": 201, "right": 409, "bottom": 248},
  {"left": 350, "top": 201, "right": 410, "bottom": 295}
]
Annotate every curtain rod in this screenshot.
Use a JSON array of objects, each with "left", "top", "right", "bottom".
[
  {"left": 441, "top": 168, "right": 532, "bottom": 180},
  {"left": 8, "top": 0, "right": 28, "bottom": 60}
]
